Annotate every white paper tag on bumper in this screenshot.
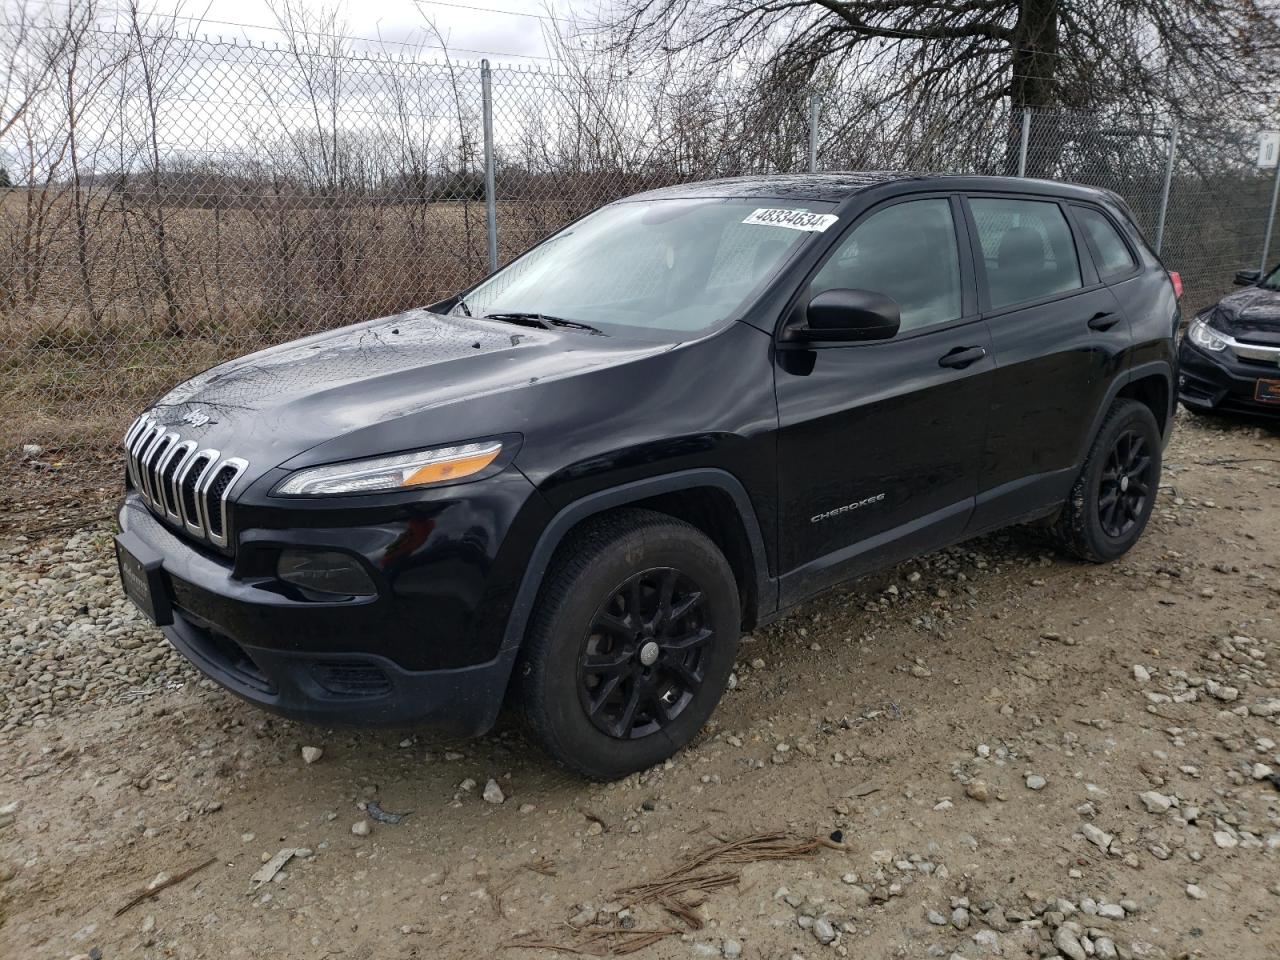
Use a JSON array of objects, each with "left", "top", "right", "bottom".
[{"left": 742, "top": 208, "right": 839, "bottom": 232}]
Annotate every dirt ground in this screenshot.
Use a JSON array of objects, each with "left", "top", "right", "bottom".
[{"left": 1, "top": 407, "right": 1278, "bottom": 960}]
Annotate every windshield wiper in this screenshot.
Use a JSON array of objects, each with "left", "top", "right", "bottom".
[{"left": 481, "top": 311, "right": 605, "bottom": 335}]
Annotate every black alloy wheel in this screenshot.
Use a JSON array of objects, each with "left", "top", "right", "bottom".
[
  {"left": 577, "top": 567, "right": 712, "bottom": 740},
  {"left": 516, "top": 508, "right": 740, "bottom": 780},
  {"left": 1097, "top": 429, "right": 1154, "bottom": 539},
  {"left": 1052, "top": 398, "right": 1162, "bottom": 563}
]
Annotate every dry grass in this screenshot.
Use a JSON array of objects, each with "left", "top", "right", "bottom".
[{"left": 0, "top": 192, "right": 573, "bottom": 467}]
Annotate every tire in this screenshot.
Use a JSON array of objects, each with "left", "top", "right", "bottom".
[
  {"left": 1052, "top": 399, "right": 1162, "bottom": 563},
  {"left": 516, "top": 508, "right": 740, "bottom": 780}
]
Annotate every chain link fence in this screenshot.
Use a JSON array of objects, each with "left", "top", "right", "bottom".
[{"left": 3, "top": 25, "right": 1278, "bottom": 485}]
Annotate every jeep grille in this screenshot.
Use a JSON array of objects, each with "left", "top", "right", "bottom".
[{"left": 122, "top": 415, "right": 248, "bottom": 548}]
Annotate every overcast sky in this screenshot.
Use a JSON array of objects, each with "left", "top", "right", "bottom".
[{"left": 98, "top": 0, "right": 575, "bottom": 65}]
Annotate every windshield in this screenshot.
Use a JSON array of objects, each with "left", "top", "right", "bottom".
[
  {"left": 1263, "top": 263, "right": 1280, "bottom": 291},
  {"left": 455, "top": 198, "right": 837, "bottom": 338}
]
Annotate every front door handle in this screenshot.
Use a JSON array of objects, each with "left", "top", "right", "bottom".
[
  {"left": 938, "top": 346, "right": 987, "bottom": 369},
  {"left": 1087, "top": 311, "right": 1120, "bottom": 332}
]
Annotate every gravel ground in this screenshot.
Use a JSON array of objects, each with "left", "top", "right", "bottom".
[{"left": 1, "top": 408, "right": 1278, "bottom": 960}]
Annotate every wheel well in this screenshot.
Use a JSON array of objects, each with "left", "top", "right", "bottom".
[
  {"left": 558, "top": 487, "right": 761, "bottom": 631},
  {"left": 1117, "top": 374, "right": 1170, "bottom": 435}
]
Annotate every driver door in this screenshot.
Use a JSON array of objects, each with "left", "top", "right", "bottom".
[{"left": 774, "top": 194, "right": 993, "bottom": 604}]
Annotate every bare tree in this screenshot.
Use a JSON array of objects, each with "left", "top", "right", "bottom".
[
  {"left": 61, "top": 0, "right": 122, "bottom": 327},
  {"left": 125, "top": 1, "right": 191, "bottom": 337},
  {"left": 1, "top": 0, "right": 67, "bottom": 143},
  {"left": 594, "top": 1, "right": 1280, "bottom": 128},
  {"left": 412, "top": 5, "right": 487, "bottom": 274}
]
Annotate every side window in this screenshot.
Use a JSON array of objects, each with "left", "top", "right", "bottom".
[
  {"left": 1074, "top": 206, "right": 1137, "bottom": 279},
  {"left": 970, "top": 197, "right": 1082, "bottom": 309},
  {"left": 810, "top": 198, "right": 962, "bottom": 334}
]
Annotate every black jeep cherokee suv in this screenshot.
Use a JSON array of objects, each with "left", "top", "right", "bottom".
[{"left": 115, "top": 173, "right": 1180, "bottom": 779}]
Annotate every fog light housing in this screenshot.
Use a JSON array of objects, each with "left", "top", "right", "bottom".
[{"left": 277, "top": 549, "right": 376, "bottom": 598}]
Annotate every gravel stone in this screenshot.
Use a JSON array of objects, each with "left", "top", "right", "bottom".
[
  {"left": 1081, "top": 823, "right": 1113, "bottom": 853},
  {"left": 965, "top": 781, "right": 991, "bottom": 802},
  {"left": 971, "top": 930, "right": 1000, "bottom": 955},
  {"left": 1054, "top": 924, "right": 1087, "bottom": 960},
  {"left": 812, "top": 917, "right": 836, "bottom": 944}
]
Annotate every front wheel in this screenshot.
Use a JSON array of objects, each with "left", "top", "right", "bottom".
[
  {"left": 1052, "top": 399, "right": 1162, "bottom": 562},
  {"left": 516, "top": 509, "right": 740, "bottom": 780}
]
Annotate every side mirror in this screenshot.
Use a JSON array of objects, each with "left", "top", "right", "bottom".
[
  {"left": 799, "top": 289, "right": 901, "bottom": 342},
  {"left": 1234, "top": 269, "right": 1261, "bottom": 286}
]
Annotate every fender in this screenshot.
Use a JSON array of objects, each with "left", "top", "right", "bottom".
[
  {"left": 499, "top": 468, "right": 776, "bottom": 656},
  {"left": 1076, "top": 359, "right": 1175, "bottom": 464}
]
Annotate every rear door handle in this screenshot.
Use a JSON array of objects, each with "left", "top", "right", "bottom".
[
  {"left": 1087, "top": 311, "right": 1120, "bottom": 332},
  {"left": 938, "top": 346, "right": 987, "bottom": 369}
]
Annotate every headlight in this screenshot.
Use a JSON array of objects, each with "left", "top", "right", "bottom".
[
  {"left": 1187, "top": 317, "right": 1227, "bottom": 352},
  {"left": 274, "top": 440, "right": 503, "bottom": 496}
]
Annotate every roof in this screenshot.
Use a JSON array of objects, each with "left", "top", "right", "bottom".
[{"left": 625, "top": 172, "right": 1107, "bottom": 205}]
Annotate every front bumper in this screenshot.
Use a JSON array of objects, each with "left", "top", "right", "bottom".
[
  {"left": 160, "top": 601, "right": 518, "bottom": 733},
  {"left": 117, "top": 482, "right": 540, "bottom": 735},
  {"left": 1177, "top": 339, "right": 1280, "bottom": 418}
]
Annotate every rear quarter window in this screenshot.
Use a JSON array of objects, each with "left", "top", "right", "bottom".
[{"left": 1074, "top": 206, "right": 1138, "bottom": 279}]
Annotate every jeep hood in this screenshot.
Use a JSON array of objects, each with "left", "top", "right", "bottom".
[{"left": 144, "top": 309, "right": 670, "bottom": 468}]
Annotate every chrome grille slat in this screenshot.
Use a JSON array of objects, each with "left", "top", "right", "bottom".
[
  {"left": 186, "top": 449, "right": 220, "bottom": 538},
  {"left": 136, "top": 424, "right": 166, "bottom": 504},
  {"left": 202, "top": 458, "right": 248, "bottom": 547},
  {"left": 122, "top": 417, "right": 147, "bottom": 467},
  {"left": 176, "top": 452, "right": 209, "bottom": 534},
  {"left": 126, "top": 417, "right": 157, "bottom": 490},
  {"left": 122, "top": 416, "right": 250, "bottom": 550},
  {"left": 122, "top": 418, "right": 144, "bottom": 486},
  {"left": 1231, "top": 339, "right": 1280, "bottom": 362},
  {"left": 159, "top": 440, "right": 197, "bottom": 521},
  {"left": 144, "top": 432, "right": 177, "bottom": 509}
]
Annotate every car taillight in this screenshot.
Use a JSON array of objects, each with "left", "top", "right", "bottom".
[{"left": 1169, "top": 271, "right": 1183, "bottom": 299}]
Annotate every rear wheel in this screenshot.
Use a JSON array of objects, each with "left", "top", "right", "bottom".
[
  {"left": 516, "top": 509, "right": 740, "bottom": 780},
  {"left": 1052, "top": 399, "right": 1162, "bottom": 562}
]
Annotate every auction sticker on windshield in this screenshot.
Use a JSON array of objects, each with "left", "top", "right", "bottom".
[{"left": 742, "top": 208, "right": 839, "bottom": 232}]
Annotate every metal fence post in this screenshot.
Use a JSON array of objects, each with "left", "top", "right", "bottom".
[
  {"left": 808, "top": 93, "right": 820, "bottom": 173},
  {"left": 1017, "top": 110, "right": 1031, "bottom": 177},
  {"left": 480, "top": 59, "right": 498, "bottom": 274},
  {"left": 1154, "top": 121, "right": 1179, "bottom": 255},
  {"left": 1260, "top": 159, "right": 1280, "bottom": 276}
]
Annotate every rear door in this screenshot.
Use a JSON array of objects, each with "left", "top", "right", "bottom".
[
  {"left": 774, "top": 193, "right": 993, "bottom": 604},
  {"left": 963, "top": 194, "right": 1129, "bottom": 531}
]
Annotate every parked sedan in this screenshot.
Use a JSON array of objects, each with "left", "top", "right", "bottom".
[{"left": 1179, "top": 263, "right": 1280, "bottom": 415}]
